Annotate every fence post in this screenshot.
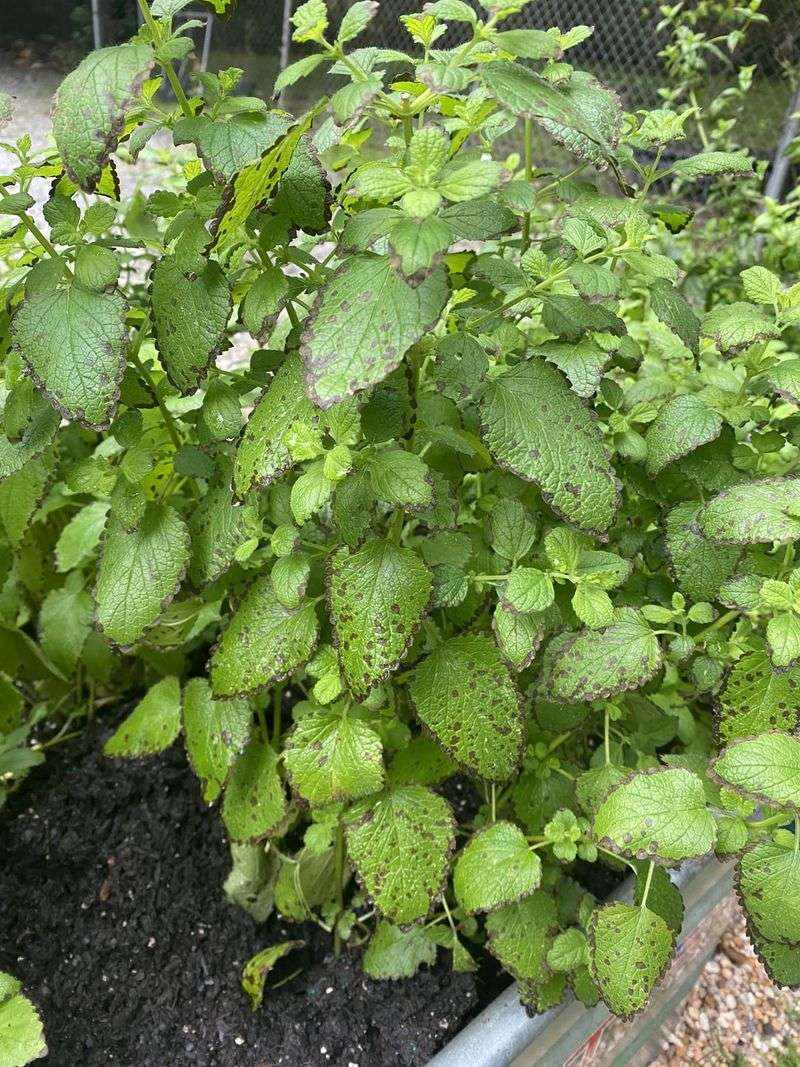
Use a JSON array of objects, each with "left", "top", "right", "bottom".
[{"left": 278, "top": 0, "right": 293, "bottom": 107}]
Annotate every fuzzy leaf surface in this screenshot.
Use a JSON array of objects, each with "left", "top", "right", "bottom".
[
  {"left": 363, "top": 921, "right": 437, "bottom": 980},
  {"left": 210, "top": 577, "right": 318, "bottom": 698},
  {"left": 300, "top": 255, "right": 448, "bottom": 408},
  {"left": 697, "top": 478, "right": 800, "bottom": 545},
  {"left": 480, "top": 360, "right": 619, "bottom": 536},
  {"left": 589, "top": 903, "right": 674, "bottom": 1017},
  {"left": 221, "top": 735, "right": 287, "bottom": 843},
  {"left": 453, "top": 821, "right": 541, "bottom": 914},
  {"left": 104, "top": 676, "right": 182, "bottom": 757},
  {"left": 738, "top": 843, "right": 800, "bottom": 944},
  {"left": 645, "top": 395, "right": 722, "bottom": 476},
  {"left": 593, "top": 768, "right": 716, "bottom": 863},
  {"left": 284, "top": 707, "right": 384, "bottom": 806},
  {"left": 182, "top": 677, "right": 252, "bottom": 803},
  {"left": 346, "top": 785, "right": 453, "bottom": 923},
  {"left": 328, "top": 539, "right": 432, "bottom": 699},
  {"left": 485, "top": 891, "right": 557, "bottom": 981},
  {"left": 550, "top": 609, "right": 661, "bottom": 703},
  {"left": 712, "top": 733, "right": 800, "bottom": 813},
  {"left": 409, "top": 634, "right": 523, "bottom": 781},
  {"left": 716, "top": 651, "right": 800, "bottom": 744}
]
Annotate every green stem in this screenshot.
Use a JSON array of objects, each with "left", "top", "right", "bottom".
[
  {"left": 388, "top": 508, "right": 404, "bottom": 546},
  {"left": 333, "top": 820, "right": 346, "bottom": 958},
  {"left": 256, "top": 704, "right": 269, "bottom": 744},
  {"left": 746, "top": 812, "right": 791, "bottom": 830},
  {"left": 640, "top": 860, "right": 656, "bottom": 909},
  {"left": 138, "top": 0, "right": 194, "bottom": 119},
  {"left": 604, "top": 708, "right": 611, "bottom": 766},
  {"left": 129, "top": 346, "right": 183, "bottom": 455},
  {"left": 272, "top": 684, "right": 284, "bottom": 748},
  {"left": 521, "top": 116, "right": 534, "bottom": 249},
  {"left": 695, "top": 609, "right": 739, "bottom": 641},
  {"left": 18, "top": 214, "right": 72, "bottom": 274},
  {"left": 490, "top": 782, "right": 496, "bottom": 823}
]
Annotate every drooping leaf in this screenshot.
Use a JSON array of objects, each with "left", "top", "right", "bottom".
[
  {"left": 701, "top": 301, "right": 778, "bottom": 355},
  {"left": 750, "top": 932, "right": 800, "bottom": 988},
  {"left": 13, "top": 282, "right": 127, "bottom": 428},
  {"left": 645, "top": 395, "right": 722, "bottom": 477},
  {"left": 328, "top": 539, "right": 432, "bottom": 699},
  {"left": 0, "top": 388, "right": 60, "bottom": 482},
  {"left": 95, "top": 503, "right": 189, "bottom": 648},
  {"left": 672, "top": 151, "right": 753, "bottom": 180},
  {"left": 53, "top": 43, "right": 154, "bottom": 190},
  {"left": 593, "top": 768, "right": 716, "bottom": 863},
  {"left": 632, "top": 863, "right": 684, "bottom": 935},
  {"left": 711, "top": 733, "right": 800, "bottom": 813},
  {"left": 480, "top": 360, "right": 619, "bottom": 536},
  {"left": 284, "top": 706, "right": 384, "bottom": 806},
  {"left": 589, "top": 903, "right": 674, "bottom": 1018},
  {"left": 55, "top": 500, "right": 110, "bottom": 572},
  {"left": 224, "top": 842, "right": 279, "bottom": 922},
  {"left": 492, "top": 602, "right": 552, "bottom": 672},
  {"left": 0, "top": 451, "right": 55, "bottom": 546},
  {"left": 346, "top": 785, "right": 454, "bottom": 923},
  {"left": 363, "top": 921, "right": 437, "bottom": 980},
  {"left": 409, "top": 634, "right": 523, "bottom": 781},
  {"left": 300, "top": 255, "right": 448, "bottom": 408},
  {"left": 767, "top": 360, "right": 800, "bottom": 405},
  {"left": 0, "top": 971, "right": 47, "bottom": 1067},
  {"left": 273, "top": 135, "right": 332, "bottom": 234},
  {"left": 241, "top": 940, "right": 305, "bottom": 1010},
  {"left": 697, "top": 478, "right": 800, "bottom": 545},
  {"left": 233, "top": 355, "right": 316, "bottom": 497},
  {"left": 485, "top": 891, "right": 557, "bottom": 982},
  {"left": 182, "top": 677, "right": 252, "bottom": 803},
  {"left": 550, "top": 609, "right": 662, "bottom": 703},
  {"left": 173, "top": 109, "right": 291, "bottom": 182},
  {"left": 222, "top": 734, "right": 287, "bottom": 843},
  {"left": 188, "top": 461, "right": 259, "bottom": 585},
  {"left": 738, "top": 843, "right": 800, "bottom": 944},
  {"left": 210, "top": 577, "right": 319, "bottom": 698},
  {"left": 104, "top": 676, "right": 182, "bottom": 757},
  {"left": 715, "top": 651, "right": 800, "bottom": 744},
  {"left": 664, "top": 502, "right": 739, "bottom": 602},
  {"left": 39, "top": 582, "right": 93, "bottom": 676},
  {"left": 649, "top": 279, "right": 700, "bottom": 355},
  {"left": 150, "top": 256, "right": 232, "bottom": 393},
  {"left": 453, "top": 821, "right": 541, "bottom": 914}
]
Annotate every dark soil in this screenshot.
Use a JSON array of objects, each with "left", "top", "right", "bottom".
[{"left": 0, "top": 726, "right": 487, "bottom": 1067}]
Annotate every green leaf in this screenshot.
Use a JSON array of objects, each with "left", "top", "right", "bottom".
[
  {"left": 210, "top": 577, "right": 319, "bottom": 698},
  {"left": 273, "top": 136, "right": 332, "bottom": 235},
  {"left": 738, "top": 842, "right": 800, "bottom": 944},
  {"left": 284, "top": 706, "right": 384, "bottom": 806},
  {"left": 241, "top": 940, "right": 305, "bottom": 1010},
  {"left": 589, "top": 903, "right": 674, "bottom": 1018},
  {"left": 741, "top": 265, "right": 781, "bottom": 305},
  {"left": 409, "top": 634, "right": 523, "bottom": 781},
  {"left": 671, "top": 151, "right": 753, "bottom": 180},
  {"left": 767, "top": 613, "right": 800, "bottom": 669},
  {"left": 241, "top": 267, "right": 290, "bottom": 342},
  {"left": 712, "top": 733, "right": 800, "bottom": 814},
  {"left": 632, "top": 863, "right": 684, "bottom": 934},
  {"left": 346, "top": 785, "right": 454, "bottom": 923},
  {"left": 0, "top": 972, "right": 47, "bottom": 1067},
  {"left": 540, "top": 294, "right": 625, "bottom": 340},
  {"left": 367, "top": 448, "right": 433, "bottom": 510},
  {"left": 39, "top": 582, "right": 93, "bottom": 676},
  {"left": 363, "top": 921, "right": 437, "bottom": 980},
  {"left": 273, "top": 53, "right": 325, "bottom": 93},
  {"left": 750, "top": 933, "right": 800, "bottom": 988},
  {"left": 189, "top": 464, "right": 259, "bottom": 586},
  {"left": 104, "top": 676, "right": 182, "bottom": 757},
  {"left": 300, "top": 255, "right": 448, "bottom": 408},
  {"left": 665, "top": 502, "right": 739, "bottom": 602},
  {"left": 328, "top": 539, "right": 431, "bottom": 699},
  {"left": 482, "top": 62, "right": 596, "bottom": 141},
  {"left": 0, "top": 451, "right": 55, "bottom": 547},
  {"left": 387, "top": 735, "right": 456, "bottom": 787},
  {"left": 485, "top": 891, "right": 557, "bottom": 981},
  {"left": 572, "top": 583, "right": 614, "bottom": 629},
  {"left": 645, "top": 395, "right": 722, "bottom": 477},
  {"left": 593, "top": 768, "right": 716, "bottom": 863},
  {"left": 53, "top": 43, "right": 154, "bottom": 190},
  {"left": 480, "top": 360, "right": 619, "bottom": 536},
  {"left": 0, "top": 388, "right": 60, "bottom": 482},
  {"left": 234, "top": 355, "right": 317, "bottom": 497},
  {"left": 173, "top": 109, "right": 290, "bottom": 182},
  {"left": 697, "top": 478, "right": 800, "bottom": 545},
  {"left": 453, "top": 821, "right": 542, "bottom": 914},
  {"left": 182, "top": 677, "right": 251, "bottom": 803},
  {"left": 150, "top": 256, "right": 232, "bottom": 394},
  {"left": 12, "top": 282, "right": 127, "bottom": 429},
  {"left": 551, "top": 608, "right": 662, "bottom": 703},
  {"left": 537, "top": 340, "right": 609, "bottom": 399},
  {"left": 503, "top": 567, "right": 554, "bottom": 613},
  {"left": 492, "top": 602, "right": 551, "bottom": 671},
  {"left": 222, "top": 734, "right": 287, "bottom": 843},
  {"left": 648, "top": 279, "right": 700, "bottom": 355},
  {"left": 224, "top": 842, "right": 278, "bottom": 922},
  {"left": 74, "top": 245, "right": 120, "bottom": 291},
  {"left": 715, "top": 650, "right": 800, "bottom": 745},
  {"left": 95, "top": 503, "right": 189, "bottom": 648},
  {"left": 488, "top": 498, "right": 536, "bottom": 561},
  {"left": 767, "top": 360, "right": 800, "bottom": 405},
  {"left": 387, "top": 215, "right": 452, "bottom": 278},
  {"left": 491, "top": 28, "right": 559, "bottom": 59},
  {"left": 701, "top": 301, "right": 778, "bottom": 355},
  {"left": 536, "top": 72, "right": 622, "bottom": 167}
]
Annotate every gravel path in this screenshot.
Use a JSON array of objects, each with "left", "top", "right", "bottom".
[{"left": 650, "top": 911, "right": 800, "bottom": 1066}]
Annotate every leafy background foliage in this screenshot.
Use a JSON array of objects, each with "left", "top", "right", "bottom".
[{"left": 1, "top": 0, "right": 800, "bottom": 1050}]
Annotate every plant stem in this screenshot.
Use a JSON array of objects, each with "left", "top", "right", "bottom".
[
  {"left": 272, "top": 684, "right": 284, "bottom": 747},
  {"left": 604, "top": 708, "right": 611, "bottom": 766},
  {"left": 746, "top": 812, "right": 791, "bottom": 830},
  {"left": 695, "top": 609, "right": 739, "bottom": 641},
  {"left": 138, "top": 0, "right": 194, "bottom": 119},
  {"left": 521, "top": 116, "right": 533, "bottom": 249},
  {"left": 640, "top": 860, "right": 656, "bottom": 909},
  {"left": 128, "top": 343, "right": 183, "bottom": 454},
  {"left": 18, "top": 214, "right": 72, "bottom": 275},
  {"left": 333, "top": 819, "right": 345, "bottom": 958},
  {"left": 256, "top": 704, "right": 269, "bottom": 743},
  {"left": 490, "top": 782, "right": 496, "bottom": 822}
]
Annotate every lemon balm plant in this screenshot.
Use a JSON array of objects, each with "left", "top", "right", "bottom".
[{"left": 2, "top": 0, "right": 800, "bottom": 1047}]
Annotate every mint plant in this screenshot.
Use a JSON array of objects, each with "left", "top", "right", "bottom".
[{"left": 2, "top": 0, "right": 800, "bottom": 1039}]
